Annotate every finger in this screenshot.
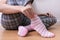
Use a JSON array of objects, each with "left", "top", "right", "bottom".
[
  {"left": 29, "top": 8, "right": 35, "bottom": 15},
  {"left": 23, "top": 8, "right": 35, "bottom": 19},
  {"left": 26, "top": 8, "right": 34, "bottom": 17},
  {"left": 23, "top": 10, "right": 31, "bottom": 18},
  {"left": 27, "top": 9, "right": 34, "bottom": 18},
  {"left": 26, "top": 8, "right": 31, "bottom": 14},
  {"left": 25, "top": 8, "right": 33, "bottom": 17},
  {"left": 28, "top": 8, "right": 35, "bottom": 18}
]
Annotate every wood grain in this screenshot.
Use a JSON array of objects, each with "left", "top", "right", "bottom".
[{"left": 0, "top": 22, "right": 60, "bottom": 40}]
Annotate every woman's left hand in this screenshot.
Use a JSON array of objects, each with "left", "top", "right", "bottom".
[{"left": 23, "top": 4, "right": 35, "bottom": 19}]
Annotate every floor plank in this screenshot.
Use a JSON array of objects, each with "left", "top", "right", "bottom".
[{"left": 0, "top": 22, "right": 60, "bottom": 40}]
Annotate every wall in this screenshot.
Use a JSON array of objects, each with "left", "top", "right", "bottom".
[
  {"left": 0, "top": 0, "right": 60, "bottom": 22},
  {"left": 32, "top": 0, "right": 60, "bottom": 22}
]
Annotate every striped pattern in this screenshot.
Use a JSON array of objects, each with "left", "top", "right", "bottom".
[
  {"left": 30, "top": 15, "right": 55, "bottom": 38},
  {"left": 1, "top": 0, "right": 34, "bottom": 30},
  {"left": 1, "top": 13, "right": 57, "bottom": 30},
  {"left": 1, "top": 0, "right": 57, "bottom": 30}
]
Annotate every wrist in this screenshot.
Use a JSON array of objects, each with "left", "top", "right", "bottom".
[{"left": 14, "top": 6, "right": 25, "bottom": 12}]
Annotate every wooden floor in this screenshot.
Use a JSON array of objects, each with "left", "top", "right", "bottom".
[{"left": 0, "top": 22, "right": 60, "bottom": 40}]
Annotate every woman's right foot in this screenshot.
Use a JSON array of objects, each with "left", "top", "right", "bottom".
[{"left": 30, "top": 15, "right": 55, "bottom": 38}]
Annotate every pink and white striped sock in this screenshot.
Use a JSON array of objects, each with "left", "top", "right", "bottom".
[
  {"left": 18, "top": 15, "right": 55, "bottom": 37},
  {"left": 30, "top": 15, "right": 55, "bottom": 38},
  {"left": 18, "top": 26, "right": 28, "bottom": 37},
  {"left": 18, "top": 25, "right": 33, "bottom": 37}
]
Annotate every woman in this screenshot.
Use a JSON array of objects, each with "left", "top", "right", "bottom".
[{"left": 0, "top": 0, "right": 57, "bottom": 37}]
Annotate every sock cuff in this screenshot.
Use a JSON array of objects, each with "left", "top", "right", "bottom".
[{"left": 31, "top": 15, "right": 40, "bottom": 21}]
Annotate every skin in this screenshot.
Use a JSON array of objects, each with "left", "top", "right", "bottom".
[
  {"left": 0, "top": 0, "right": 24, "bottom": 14},
  {"left": 0, "top": 0, "right": 35, "bottom": 19},
  {"left": 0, "top": 0, "right": 32, "bottom": 14},
  {"left": 0, "top": 0, "right": 54, "bottom": 19}
]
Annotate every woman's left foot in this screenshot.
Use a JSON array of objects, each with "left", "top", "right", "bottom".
[{"left": 18, "top": 26, "right": 28, "bottom": 37}]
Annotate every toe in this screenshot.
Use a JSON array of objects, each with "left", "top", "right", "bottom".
[{"left": 18, "top": 26, "right": 28, "bottom": 37}]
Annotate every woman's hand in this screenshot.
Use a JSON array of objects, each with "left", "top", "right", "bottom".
[
  {"left": 38, "top": 13, "right": 55, "bottom": 18},
  {"left": 21, "top": 4, "right": 35, "bottom": 19},
  {"left": 45, "top": 13, "right": 55, "bottom": 18}
]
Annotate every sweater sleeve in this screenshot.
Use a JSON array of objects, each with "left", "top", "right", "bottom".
[{"left": 24, "top": 0, "right": 34, "bottom": 6}]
